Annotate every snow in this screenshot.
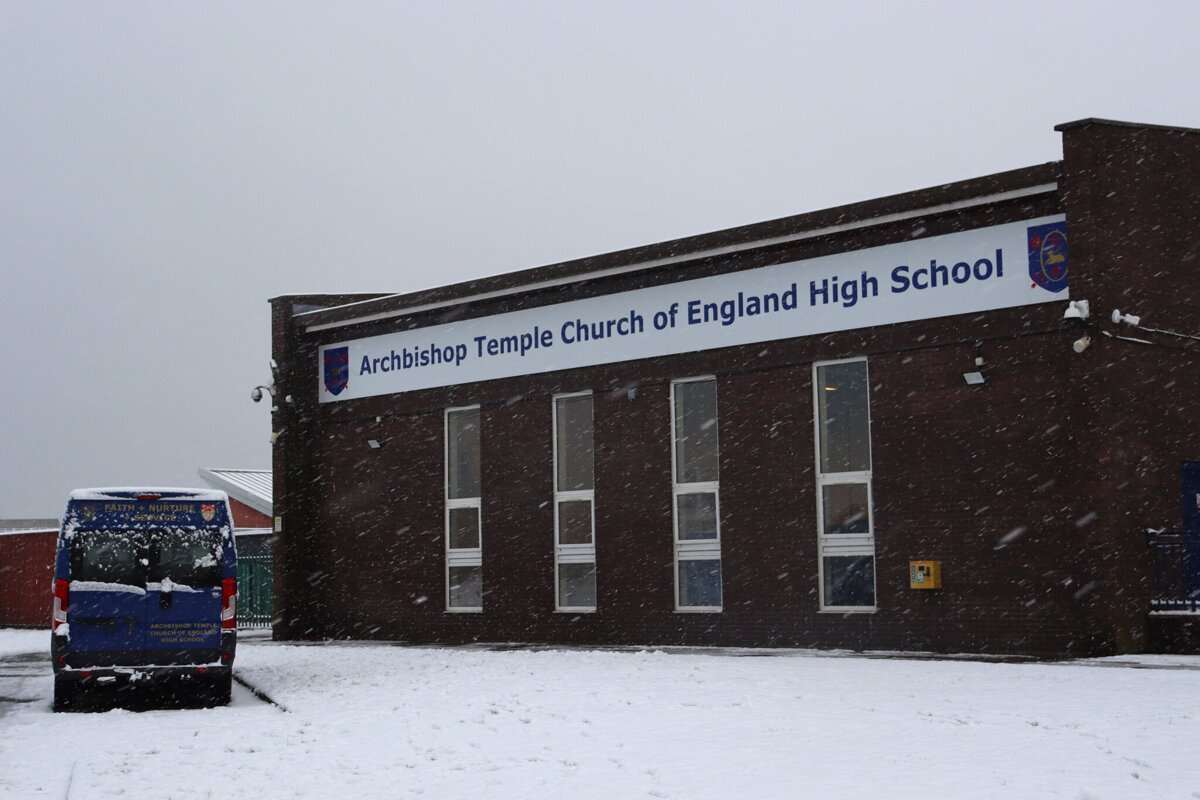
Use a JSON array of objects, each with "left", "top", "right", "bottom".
[
  {"left": 0, "top": 528, "right": 56, "bottom": 538},
  {"left": 1, "top": 629, "right": 1199, "bottom": 799},
  {"left": 146, "top": 579, "right": 204, "bottom": 594},
  {"left": 68, "top": 487, "right": 229, "bottom": 502},
  {"left": 69, "top": 580, "right": 147, "bottom": 595},
  {"left": 0, "top": 628, "right": 45, "bottom": 658}
]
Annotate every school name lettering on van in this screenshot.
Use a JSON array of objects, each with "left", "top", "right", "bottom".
[
  {"left": 100, "top": 503, "right": 198, "bottom": 524},
  {"left": 148, "top": 621, "right": 218, "bottom": 644},
  {"left": 321, "top": 216, "right": 1067, "bottom": 402}
]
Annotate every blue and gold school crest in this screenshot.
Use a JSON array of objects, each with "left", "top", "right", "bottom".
[
  {"left": 1027, "top": 222, "right": 1069, "bottom": 293},
  {"left": 324, "top": 347, "right": 350, "bottom": 396}
]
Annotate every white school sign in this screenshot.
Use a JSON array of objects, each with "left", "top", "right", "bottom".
[{"left": 318, "top": 215, "right": 1068, "bottom": 402}]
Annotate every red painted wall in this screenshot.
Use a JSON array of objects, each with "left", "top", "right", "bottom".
[
  {"left": 229, "top": 498, "right": 272, "bottom": 529},
  {"left": 0, "top": 530, "right": 56, "bottom": 628}
]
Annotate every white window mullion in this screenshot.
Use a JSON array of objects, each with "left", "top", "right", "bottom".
[
  {"left": 446, "top": 406, "right": 482, "bottom": 612},
  {"left": 813, "top": 358, "right": 877, "bottom": 612},
  {"left": 672, "top": 377, "right": 722, "bottom": 612},
  {"left": 554, "top": 392, "right": 596, "bottom": 612}
]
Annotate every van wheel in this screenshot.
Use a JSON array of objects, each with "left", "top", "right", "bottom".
[{"left": 53, "top": 676, "right": 75, "bottom": 712}]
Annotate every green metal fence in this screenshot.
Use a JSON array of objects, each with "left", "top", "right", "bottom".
[{"left": 236, "top": 534, "right": 273, "bottom": 629}]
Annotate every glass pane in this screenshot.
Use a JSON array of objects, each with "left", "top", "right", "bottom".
[
  {"left": 153, "top": 531, "right": 222, "bottom": 587},
  {"left": 557, "top": 500, "right": 592, "bottom": 545},
  {"left": 448, "top": 507, "right": 480, "bottom": 550},
  {"left": 556, "top": 395, "right": 594, "bottom": 492},
  {"left": 448, "top": 565, "right": 483, "bottom": 608},
  {"left": 823, "top": 555, "right": 875, "bottom": 607},
  {"left": 677, "top": 493, "right": 718, "bottom": 540},
  {"left": 678, "top": 559, "right": 722, "bottom": 607},
  {"left": 71, "top": 531, "right": 146, "bottom": 586},
  {"left": 558, "top": 562, "right": 597, "bottom": 608},
  {"left": 447, "top": 408, "right": 481, "bottom": 499},
  {"left": 816, "top": 361, "right": 870, "bottom": 474},
  {"left": 821, "top": 484, "right": 870, "bottom": 535},
  {"left": 674, "top": 379, "right": 718, "bottom": 484}
]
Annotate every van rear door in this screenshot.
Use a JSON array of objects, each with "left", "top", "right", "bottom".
[
  {"left": 145, "top": 530, "right": 224, "bottom": 665},
  {"left": 67, "top": 530, "right": 149, "bottom": 667}
]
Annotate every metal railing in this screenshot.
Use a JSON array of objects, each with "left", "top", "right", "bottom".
[
  {"left": 1148, "top": 529, "right": 1200, "bottom": 612},
  {"left": 237, "top": 552, "right": 273, "bottom": 629}
]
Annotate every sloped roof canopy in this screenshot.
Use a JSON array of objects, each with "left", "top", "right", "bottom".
[{"left": 198, "top": 468, "right": 272, "bottom": 516}]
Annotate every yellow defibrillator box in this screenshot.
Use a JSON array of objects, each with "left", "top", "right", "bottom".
[{"left": 909, "top": 560, "right": 942, "bottom": 589}]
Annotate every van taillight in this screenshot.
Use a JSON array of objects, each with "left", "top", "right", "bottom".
[
  {"left": 52, "top": 579, "right": 69, "bottom": 632},
  {"left": 221, "top": 577, "right": 237, "bottom": 629}
]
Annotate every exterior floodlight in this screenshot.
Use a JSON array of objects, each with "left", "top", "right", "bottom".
[
  {"left": 963, "top": 351, "right": 986, "bottom": 385},
  {"left": 1063, "top": 300, "right": 1090, "bottom": 321},
  {"left": 1111, "top": 309, "right": 1142, "bottom": 326},
  {"left": 1073, "top": 335, "right": 1092, "bottom": 353}
]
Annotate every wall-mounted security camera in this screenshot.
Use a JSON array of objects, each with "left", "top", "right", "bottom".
[
  {"left": 1073, "top": 335, "right": 1092, "bottom": 354},
  {"left": 251, "top": 387, "right": 264, "bottom": 403},
  {"left": 1063, "top": 299, "right": 1090, "bottom": 321}
]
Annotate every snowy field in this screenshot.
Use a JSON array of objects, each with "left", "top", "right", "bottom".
[{"left": 2, "top": 629, "right": 1199, "bottom": 799}]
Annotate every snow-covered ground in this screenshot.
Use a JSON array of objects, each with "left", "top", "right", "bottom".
[{"left": 1, "top": 628, "right": 1199, "bottom": 800}]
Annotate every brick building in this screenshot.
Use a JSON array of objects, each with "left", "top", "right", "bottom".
[{"left": 269, "top": 118, "right": 1200, "bottom": 657}]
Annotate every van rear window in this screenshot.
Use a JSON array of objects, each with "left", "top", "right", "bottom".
[
  {"left": 70, "top": 529, "right": 222, "bottom": 587},
  {"left": 71, "top": 531, "right": 146, "bottom": 586},
  {"left": 152, "top": 532, "right": 222, "bottom": 587}
]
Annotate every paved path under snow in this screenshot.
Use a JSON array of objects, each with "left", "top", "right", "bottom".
[{"left": 1, "top": 629, "right": 1198, "bottom": 800}]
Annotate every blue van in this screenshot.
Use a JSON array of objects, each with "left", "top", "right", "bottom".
[{"left": 51, "top": 489, "right": 238, "bottom": 710}]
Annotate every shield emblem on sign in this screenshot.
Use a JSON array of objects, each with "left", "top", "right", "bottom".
[
  {"left": 200, "top": 503, "right": 216, "bottom": 522},
  {"left": 1027, "top": 222, "right": 1069, "bottom": 293},
  {"left": 324, "top": 347, "right": 350, "bottom": 396}
]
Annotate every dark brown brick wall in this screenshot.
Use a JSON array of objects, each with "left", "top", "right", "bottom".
[
  {"left": 269, "top": 120, "right": 1200, "bottom": 656},
  {"left": 1058, "top": 120, "right": 1200, "bottom": 653}
]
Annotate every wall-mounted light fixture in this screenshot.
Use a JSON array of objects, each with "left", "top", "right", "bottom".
[
  {"left": 1073, "top": 335, "right": 1092, "bottom": 354},
  {"left": 367, "top": 439, "right": 382, "bottom": 450},
  {"left": 1111, "top": 309, "right": 1141, "bottom": 326},
  {"left": 962, "top": 343, "right": 986, "bottom": 385}
]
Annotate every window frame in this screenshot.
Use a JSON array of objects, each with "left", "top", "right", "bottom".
[
  {"left": 553, "top": 391, "right": 597, "bottom": 613},
  {"left": 670, "top": 376, "right": 723, "bottom": 613},
  {"left": 445, "top": 405, "right": 483, "bottom": 613},
  {"left": 812, "top": 357, "right": 877, "bottom": 613}
]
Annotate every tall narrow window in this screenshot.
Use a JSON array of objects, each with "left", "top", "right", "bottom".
[
  {"left": 446, "top": 406, "right": 482, "bottom": 611},
  {"left": 672, "top": 377, "right": 722, "bottom": 611},
  {"left": 814, "top": 358, "right": 876, "bottom": 610},
  {"left": 553, "top": 392, "right": 596, "bottom": 611}
]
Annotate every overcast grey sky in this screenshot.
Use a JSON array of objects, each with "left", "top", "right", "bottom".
[{"left": 2, "top": 2, "right": 1198, "bottom": 517}]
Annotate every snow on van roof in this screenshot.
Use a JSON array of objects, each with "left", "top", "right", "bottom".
[{"left": 68, "top": 488, "right": 229, "bottom": 502}]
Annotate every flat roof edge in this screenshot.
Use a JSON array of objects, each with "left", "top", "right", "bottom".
[
  {"left": 296, "top": 161, "right": 1061, "bottom": 332},
  {"left": 1055, "top": 117, "right": 1200, "bottom": 135}
]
